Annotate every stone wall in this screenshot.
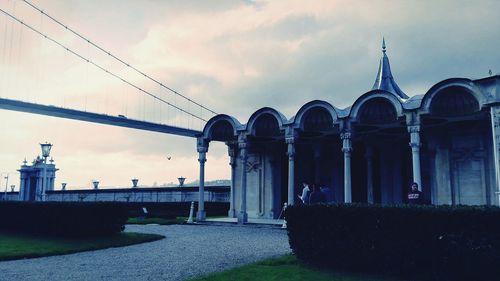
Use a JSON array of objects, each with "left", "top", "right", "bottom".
[{"left": 0, "top": 186, "right": 229, "bottom": 203}]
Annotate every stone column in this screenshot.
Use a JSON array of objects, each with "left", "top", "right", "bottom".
[
  {"left": 286, "top": 136, "right": 296, "bottom": 205},
  {"left": 365, "top": 146, "right": 374, "bottom": 204},
  {"left": 238, "top": 136, "right": 248, "bottom": 223},
  {"left": 196, "top": 138, "right": 208, "bottom": 221},
  {"left": 227, "top": 143, "right": 237, "bottom": 217},
  {"left": 341, "top": 132, "right": 352, "bottom": 203},
  {"left": 490, "top": 105, "right": 500, "bottom": 205},
  {"left": 408, "top": 125, "right": 422, "bottom": 190}
]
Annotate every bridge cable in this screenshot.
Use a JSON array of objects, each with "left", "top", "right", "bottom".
[
  {"left": 0, "top": 7, "right": 207, "bottom": 122},
  {"left": 21, "top": 0, "right": 218, "bottom": 116}
]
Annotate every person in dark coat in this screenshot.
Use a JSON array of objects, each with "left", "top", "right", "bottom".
[
  {"left": 308, "top": 184, "right": 327, "bottom": 204},
  {"left": 407, "top": 182, "right": 423, "bottom": 205}
]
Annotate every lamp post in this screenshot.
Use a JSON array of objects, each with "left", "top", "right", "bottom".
[
  {"left": 132, "top": 178, "right": 139, "bottom": 188},
  {"left": 40, "top": 142, "right": 53, "bottom": 201},
  {"left": 3, "top": 174, "right": 8, "bottom": 201},
  {"left": 178, "top": 176, "right": 186, "bottom": 187}
]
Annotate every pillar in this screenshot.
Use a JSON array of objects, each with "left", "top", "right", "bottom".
[
  {"left": 365, "top": 146, "right": 374, "bottom": 204},
  {"left": 196, "top": 138, "right": 208, "bottom": 221},
  {"left": 408, "top": 125, "right": 422, "bottom": 190},
  {"left": 286, "top": 136, "right": 296, "bottom": 205},
  {"left": 341, "top": 131, "right": 352, "bottom": 203},
  {"left": 490, "top": 105, "right": 500, "bottom": 205},
  {"left": 227, "top": 143, "right": 237, "bottom": 217},
  {"left": 238, "top": 136, "right": 248, "bottom": 223}
]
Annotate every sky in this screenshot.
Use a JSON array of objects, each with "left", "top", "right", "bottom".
[{"left": 0, "top": 0, "right": 499, "bottom": 190}]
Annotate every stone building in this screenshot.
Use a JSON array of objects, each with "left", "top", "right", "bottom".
[
  {"left": 195, "top": 40, "right": 500, "bottom": 223},
  {"left": 18, "top": 157, "right": 58, "bottom": 201}
]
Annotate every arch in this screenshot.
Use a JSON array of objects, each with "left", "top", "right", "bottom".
[
  {"left": 202, "top": 114, "right": 241, "bottom": 141},
  {"left": 292, "top": 100, "right": 339, "bottom": 131},
  {"left": 349, "top": 90, "right": 404, "bottom": 123},
  {"left": 420, "top": 78, "right": 484, "bottom": 116},
  {"left": 246, "top": 107, "right": 287, "bottom": 137}
]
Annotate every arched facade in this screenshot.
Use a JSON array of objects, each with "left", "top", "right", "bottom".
[{"left": 194, "top": 43, "right": 500, "bottom": 223}]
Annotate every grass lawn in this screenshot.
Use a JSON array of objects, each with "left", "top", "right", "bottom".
[
  {"left": 127, "top": 217, "right": 187, "bottom": 225},
  {"left": 189, "top": 255, "right": 400, "bottom": 281},
  {"left": 0, "top": 231, "right": 164, "bottom": 261}
]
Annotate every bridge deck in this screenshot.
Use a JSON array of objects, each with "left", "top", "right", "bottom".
[{"left": 0, "top": 98, "right": 201, "bottom": 137}]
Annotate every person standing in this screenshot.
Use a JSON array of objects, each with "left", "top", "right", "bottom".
[
  {"left": 309, "top": 184, "right": 327, "bottom": 204},
  {"left": 299, "top": 182, "right": 311, "bottom": 204},
  {"left": 407, "top": 182, "right": 423, "bottom": 205}
]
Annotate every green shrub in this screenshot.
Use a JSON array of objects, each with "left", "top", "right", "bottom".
[
  {"left": 0, "top": 202, "right": 128, "bottom": 237},
  {"left": 124, "top": 202, "right": 229, "bottom": 219},
  {"left": 286, "top": 203, "right": 500, "bottom": 281}
]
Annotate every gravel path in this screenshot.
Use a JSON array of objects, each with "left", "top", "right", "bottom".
[{"left": 0, "top": 224, "right": 291, "bottom": 281}]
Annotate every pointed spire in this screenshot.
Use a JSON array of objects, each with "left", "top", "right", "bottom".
[{"left": 372, "top": 38, "right": 408, "bottom": 99}]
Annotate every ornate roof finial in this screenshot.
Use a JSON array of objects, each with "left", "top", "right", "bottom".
[{"left": 371, "top": 38, "right": 409, "bottom": 99}]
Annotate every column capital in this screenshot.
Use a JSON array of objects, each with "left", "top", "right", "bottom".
[
  {"left": 408, "top": 125, "right": 421, "bottom": 148},
  {"left": 341, "top": 131, "right": 352, "bottom": 153},
  {"left": 197, "top": 137, "right": 209, "bottom": 153},
  {"left": 227, "top": 142, "right": 237, "bottom": 157},
  {"left": 340, "top": 131, "right": 352, "bottom": 140},
  {"left": 405, "top": 111, "right": 421, "bottom": 127},
  {"left": 407, "top": 124, "right": 421, "bottom": 134}
]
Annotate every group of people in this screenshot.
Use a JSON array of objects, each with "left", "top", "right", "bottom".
[
  {"left": 298, "top": 181, "right": 424, "bottom": 205},
  {"left": 298, "top": 182, "right": 334, "bottom": 204}
]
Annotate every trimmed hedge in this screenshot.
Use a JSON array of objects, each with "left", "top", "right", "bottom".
[
  {"left": 286, "top": 203, "right": 500, "bottom": 281},
  {"left": 124, "top": 202, "right": 229, "bottom": 218},
  {"left": 0, "top": 202, "right": 128, "bottom": 237}
]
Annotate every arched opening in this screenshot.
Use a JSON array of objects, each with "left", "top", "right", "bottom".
[
  {"left": 303, "top": 107, "right": 334, "bottom": 132},
  {"left": 209, "top": 120, "right": 235, "bottom": 142},
  {"left": 253, "top": 113, "right": 281, "bottom": 137},
  {"left": 430, "top": 87, "right": 479, "bottom": 116},
  {"left": 351, "top": 97, "right": 410, "bottom": 204},
  {"left": 294, "top": 107, "right": 341, "bottom": 202},
  {"left": 422, "top": 87, "right": 492, "bottom": 206},
  {"left": 359, "top": 98, "right": 398, "bottom": 124},
  {"left": 245, "top": 112, "right": 287, "bottom": 219}
]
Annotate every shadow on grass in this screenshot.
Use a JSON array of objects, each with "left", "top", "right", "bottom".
[
  {"left": 0, "top": 232, "right": 164, "bottom": 261},
  {"left": 189, "top": 255, "right": 402, "bottom": 281}
]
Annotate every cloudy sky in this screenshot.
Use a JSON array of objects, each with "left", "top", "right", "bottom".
[{"left": 0, "top": 0, "right": 499, "bottom": 190}]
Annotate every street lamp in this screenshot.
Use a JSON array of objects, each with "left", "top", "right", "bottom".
[
  {"left": 3, "top": 174, "right": 8, "bottom": 201},
  {"left": 178, "top": 176, "right": 186, "bottom": 187},
  {"left": 132, "top": 178, "right": 139, "bottom": 188},
  {"left": 40, "top": 142, "right": 53, "bottom": 201}
]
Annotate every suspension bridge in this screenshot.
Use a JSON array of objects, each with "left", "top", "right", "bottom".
[{"left": 0, "top": 0, "right": 216, "bottom": 137}]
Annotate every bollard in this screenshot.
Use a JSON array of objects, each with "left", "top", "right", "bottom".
[
  {"left": 187, "top": 201, "right": 195, "bottom": 223},
  {"left": 281, "top": 202, "right": 288, "bottom": 229}
]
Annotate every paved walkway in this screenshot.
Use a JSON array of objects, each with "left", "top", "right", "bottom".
[{"left": 0, "top": 224, "right": 291, "bottom": 281}]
